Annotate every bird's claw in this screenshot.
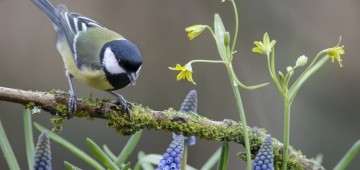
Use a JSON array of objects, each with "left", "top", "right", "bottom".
[
  {"left": 67, "top": 92, "right": 77, "bottom": 119},
  {"left": 110, "top": 95, "right": 132, "bottom": 117}
]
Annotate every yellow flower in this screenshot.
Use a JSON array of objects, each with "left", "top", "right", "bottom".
[
  {"left": 169, "top": 64, "right": 196, "bottom": 85},
  {"left": 327, "top": 45, "right": 345, "bottom": 67},
  {"left": 185, "top": 25, "right": 206, "bottom": 40},
  {"left": 252, "top": 32, "right": 276, "bottom": 55}
]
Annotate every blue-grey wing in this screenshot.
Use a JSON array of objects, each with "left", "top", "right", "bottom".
[
  {"left": 31, "top": 0, "right": 104, "bottom": 69},
  {"left": 56, "top": 5, "right": 103, "bottom": 68}
]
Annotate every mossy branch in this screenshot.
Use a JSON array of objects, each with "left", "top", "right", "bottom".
[{"left": 0, "top": 86, "right": 324, "bottom": 170}]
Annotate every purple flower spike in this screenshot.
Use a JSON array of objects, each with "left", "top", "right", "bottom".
[
  {"left": 180, "top": 90, "right": 197, "bottom": 113},
  {"left": 156, "top": 135, "right": 185, "bottom": 170},
  {"left": 157, "top": 90, "right": 199, "bottom": 170},
  {"left": 34, "top": 131, "right": 52, "bottom": 170},
  {"left": 252, "top": 135, "right": 274, "bottom": 170},
  {"left": 179, "top": 90, "right": 197, "bottom": 145}
]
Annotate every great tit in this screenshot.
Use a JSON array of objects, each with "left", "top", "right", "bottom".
[{"left": 31, "top": 0, "right": 143, "bottom": 118}]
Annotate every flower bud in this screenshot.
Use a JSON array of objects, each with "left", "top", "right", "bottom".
[
  {"left": 296, "top": 55, "right": 308, "bottom": 67},
  {"left": 224, "top": 31, "right": 230, "bottom": 47},
  {"left": 278, "top": 71, "right": 284, "bottom": 83},
  {"left": 185, "top": 25, "right": 207, "bottom": 40},
  {"left": 287, "top": 66, "right": 294, "bottom": 75}
]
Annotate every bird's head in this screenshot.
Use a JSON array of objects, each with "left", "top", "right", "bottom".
[{"left": 100, "top": 40, "right": 142, "bottom": 88}]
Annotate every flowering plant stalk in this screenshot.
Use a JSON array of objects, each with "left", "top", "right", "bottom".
[
  {"left": 169, "top": 0, "right": 268, "bottom": 169},
  {"left": 252, "top": 33, "right": 345, "bottom": 169}
]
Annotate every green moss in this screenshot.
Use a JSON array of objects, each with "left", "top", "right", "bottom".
[
  {"left": 81, "top": 96, "right": 106, "bottom": 107},
  {"left": 21, "top": 96, "right": 308, "bottom": 169},
  {"left": 25, "top": 102, "right": 36, "bottom": 110},
  {"left": 54, "top": 104, "right": 68, "bottom": 117},
  {"left": 107, "top": 107, "right": 157, "bottom": 135},
  {"left": 106, "top": 105, "right": 246, "bottom": 145},
  {"left": 273, "top": 143, "right": 305, "bottom": 170},
  {"left": 50, "top": 117, "right": 64, "bottom": 134},
  {"left": 73, "top": 110, "right": 94, "bottom": 120},
  {"left": 47, "top": 89, "right": 64, "bottom": 94}
]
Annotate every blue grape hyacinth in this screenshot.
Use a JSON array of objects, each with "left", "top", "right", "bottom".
[
  {"left": 156, "top": 90, "right": 198, "bottom": 170},
  {"left": 180, "top": 90, "right": 197, "bottom": 113},
  {"left": 33, "top": 131, "right": 52, "bottom": 170},
  {"left": 179, "top": 90, "right": 197, "bottom": 146},
  {"left": 252, "top": 135, "right": 274, "bottom": 170},
  {"left": 156, "top": 135, "right": 185, "bottom": 170}
]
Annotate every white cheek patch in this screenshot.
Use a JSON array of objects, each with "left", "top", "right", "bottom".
[{"left": 103, "top": 47, "right": 126, "bottom": 74}]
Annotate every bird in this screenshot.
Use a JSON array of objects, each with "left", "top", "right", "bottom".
[{"left": 31, "top": 0, "right": 143, "bottom": 118}]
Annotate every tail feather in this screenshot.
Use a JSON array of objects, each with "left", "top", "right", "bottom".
[{"left": 31, "top": 0, "right": 60, "bottom": 26}]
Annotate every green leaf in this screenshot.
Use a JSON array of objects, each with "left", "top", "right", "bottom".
[
  {"left": 134, "top": 154, "right": 161, "bottom": 170},
  {"left": 289, "top": 56, "right": 330, "bottom": 102},
  {"left": 217, "top": 142, "right": 229, "bottom": 170},
  {"left": 121, "top": 162, "right": 131, "bottom": 170},
  {"left": 181, "top": 145, "right": 188, "bottom": 170},
  {"left": 103, "top": 145, "right": 116, "bottom": 161},
  {"left": 201, "top": 147, "right": 221, "bottom": 170},
  {"left": 86, "top": 138, "right": 120, "bottom": 170},
  {"left": 64, "top": 161, "right": 82, "bottom": 170},
  {"left": 0, "top": 119, "right": 20, "bottom": 170},
  {"left": 115, "top": 130, "right": 143, "bottom": 166},
  {"left": 214, "top": 13, "right": 227, "bottom": 60},
  {"left": 33, "top": 123, "right": 105, "bottom": 170},
  {"left": 23, "top": 108, "right": 34, "bottom": 170},
  {"left": 137, "top": 154, "right": 162, "bottom": 165},
  {"left": 334, "top": 139, "right": 360, "bottom": 170},
  {"left": 135, "top": 151, "right": 153, "bottom": 170}
]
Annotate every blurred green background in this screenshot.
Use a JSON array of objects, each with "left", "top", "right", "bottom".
[{"left": 0, "top": 0, "right": 359, "bottom": 169}]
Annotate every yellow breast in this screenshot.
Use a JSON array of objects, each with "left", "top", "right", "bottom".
[{"left": 57, "top": 40, "right": 113, "bottom": 91}]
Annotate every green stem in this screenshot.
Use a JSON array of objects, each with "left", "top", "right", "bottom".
[
  {"left": 229, "top": 67, "right": 269, "bottom": 90},
  {"left": 206, "top": 26, "right": 221, "bottom": 46},
  {"left": 230, "top": 0, "right": 239, "bottom": 53},
  {"left": 201, "top": 147, "right": 222, "bottom": 170},
  {"left": 217, "top": 142, "right": 229, "bottom": 170},
  {"left": 181, "top": 144, "right": 188, "bottom": 170},
  {"left": 189, "top": 60, "right": 226, "bottom": 65},
  {"left": 267, "top": 51, "right": 283, "bottom": 94},
  {"left": 281, "top": 98, "right": 292, "bottom": 170},
  {"left": 227, "top": 65, "right": 252, "bottom": 170},
  {"left": 0, "top": 119, "right": 20, "bottom": 170},
  {"left": 23, "top": 109, "right": 34, "bottom": 170},
  {"left": 290, "top": 49, "right": 327, "bottom": 97},
  {"left": 333, "top": 139, "right": 360, "bottom": 170},
  {"left": 115, "top": 130, "right": 143, "bottom": 166},
  {"left": 289, "top": 56, "right": 329, "bottom": 102}
]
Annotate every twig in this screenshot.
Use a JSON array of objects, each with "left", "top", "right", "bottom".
[{"left": 0, "top": 86, "right": 325, "bottom": 170}]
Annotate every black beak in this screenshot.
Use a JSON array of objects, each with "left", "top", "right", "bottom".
[{"left": 127, "top": 73, "right": 137, "bottom": 86}]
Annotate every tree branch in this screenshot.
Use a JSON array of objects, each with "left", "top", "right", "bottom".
[{"left": 0, "top": 86, "right": 324, "bottom": 170}]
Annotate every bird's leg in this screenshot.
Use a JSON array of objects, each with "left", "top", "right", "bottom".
[
  {"left": 108, "top": 91, "right": 132, "bottom": 117},
  {"left": 65, "top": 70, "right": 77, "bottom": 118}
]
